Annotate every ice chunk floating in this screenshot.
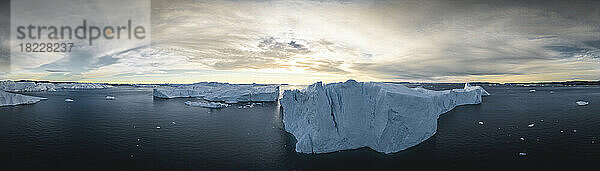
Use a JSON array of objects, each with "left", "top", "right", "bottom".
[
  {"left": 281, "top": 80, "right": 490, "bottom": 154},
  {"left": 184, "top": 101, "right": 228, "bottom": 108},
  {"left": 575, "top": 100, "right": 589, "bottom": 106}
]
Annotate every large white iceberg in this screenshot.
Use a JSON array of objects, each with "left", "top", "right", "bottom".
[
  {"left": 0, "top": 91, "right": 47, "bottom": 107},
  {"left": 153, "top": 82, "right": 279, "bottom": 102},
  {"left": 281, "top": 80, "right": 490, "bottom": 154}
]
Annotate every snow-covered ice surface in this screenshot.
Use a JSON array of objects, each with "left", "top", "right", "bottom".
[
  {"left": 0, "top": 81, "right": 112, "bottom": 92},
  {"left": 0, "top": 91, "right": 47, "bottom": 107},
  {"left": 281, "top": 80, "right": 490, "bottom": 154},
  {"left": 153, "top": 82, "right": 279, "bottom": 102}
]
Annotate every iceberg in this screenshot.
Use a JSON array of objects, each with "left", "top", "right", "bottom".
[
  {"left": 0, "top": 81, "right": 111, "bottom": 92},
  {"left": 0, "top": 81, "right": 56, "bottom": 92},
  {"left": 153, "top": 82, "right": 279, "bottom": 102},
  {"left": 55, "top": 83, "right": 112, "bottom": 89},
  {"left": 575, "top": 100, "right": 589, "bottom": 106},
  {"left": 0, "top": 91, "right": 47, "bottom": 107},
  {"left": 184, "top": 101, "right": 228, "bottom": 108},
  {"left": 281, "top": 80, "right": 490, "bottom": 154},
  {"left": 65, "top": 98, "right": 75, "bottom": 102}
]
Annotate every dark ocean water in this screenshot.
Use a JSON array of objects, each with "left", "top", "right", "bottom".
[{"left": 1, "top": 85, "right": 599, "bottom": 170}]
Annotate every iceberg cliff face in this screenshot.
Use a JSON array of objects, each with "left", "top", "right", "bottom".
[
  {"left": 281, "top": 80, "right": 489, "bottom": 154},
  {"left": 153, "top": 82, "right": 279, "bottom": 102},
  {"left": 0, "top": 91, "right": 47, "bottom": 107}
]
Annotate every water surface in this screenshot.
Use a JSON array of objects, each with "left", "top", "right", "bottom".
[{"left": 1, "top": 85, "right": 599, "bottom": 169}]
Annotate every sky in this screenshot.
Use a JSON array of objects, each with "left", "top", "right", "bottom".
[{"left": 1, "top": 0, "right": 600, "bottom": 84}]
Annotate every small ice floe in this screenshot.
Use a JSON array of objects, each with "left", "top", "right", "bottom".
[
  {"left": 105, "top": 96, "right": 115, "bottom": 100},
  {"left": 529, "top": 89, "right": 536, "bottom": 93},
  {"left": 238, "top": 106, "right": 243, "bottom": 109},
  {"left": 592, "top": 140, "right": 595, "bottom": 144},
  {"left": 478, "top": 121, "right": 484, "bottom": 125},
  {"left": 137, "top": 138, "right": 140, "bottom": 141},
  {"left": 184, "top": 101, "right": 228, "bottom": 108},
  {"left": 576, "top": 100, "right": 589, "bottom": 106},
  {"left": 518, "top": 152, "right": 527, "bottom": 156},
  {"left": 224, "top": 100, "right": 238, "bottom": 104},
  {"left": 573, "top": 129, "right": 577, "bottom": 133},
  {"left": 520, "top": 137, "right": 525, "bottom": 141},
  {"left": 136, "top": 144, "right": 140, "bottom": 147},
  {"left": 540, "top": 119, "right": 544, "bottom": 122},
  {"left": 241, "top": 103, "right": 255, "bottom": 109},
  {"left": 130, "top": 154, "right": 134, "bottom": 158},
  {"left": 549, "top": 91, "right": 554, "bottom": 94},
  {"left": 560, "top": 130, "right": 564, "bottom": 133},
  {"left": 156, "top": 126, "right": 161, "bottom": 129},
  {"left": 172, "top": 121, "right": 176, "bottom": 125},
  {"left": 528, "top": 123, "right": 535, "bottom": 128},
  {"left": 65, "top": 98, "right": 74, "bottom": 102}
]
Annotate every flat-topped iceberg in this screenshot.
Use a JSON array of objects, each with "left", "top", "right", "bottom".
[
  {"left": 0, "top": 91, "right": 47, "bottom": 107},
  {"left": 153, "top": 82, "right": 279, "bottom": 102},
  {"left": 55, "top": 83, "right": 112, "bottom": 89},
  {"left": 281, "top": 80, "right": 490, "bottom": 154},
  {"left": 0, "top": 81, "right": 112, "bottom": 92}
]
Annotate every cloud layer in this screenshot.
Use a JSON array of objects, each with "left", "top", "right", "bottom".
[{"left": 3, "top": 0, "right": 600, "bottom": 84}]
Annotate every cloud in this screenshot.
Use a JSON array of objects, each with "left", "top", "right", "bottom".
[
  {"left": 45, "top": 69, "right": 70, "bottom": 73},
  {"left": 5, "top": 0, "right": 600, "bottom": 83}
]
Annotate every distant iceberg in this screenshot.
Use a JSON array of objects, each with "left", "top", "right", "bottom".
[
  {"left": 55, "top": 83, "right": 112, "bottom": 89},
  {"left": 281, "top": 80, "right": 490, "bottom": 154},
  {"left": 153, "top": 82, "right": 279, "bottom": 102},
  {"left": 0, "top": 91, "right": 47, "bottom": 107},
  {"left": 0, "top": 81, "right": 111, "bottom": 92},
  {"left": 0, "top": 81, "right": 56, "bottom": 92}
]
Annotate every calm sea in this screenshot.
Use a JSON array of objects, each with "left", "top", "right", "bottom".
[{"left": 1, "top": 85, "right": 599, "bottom": 170}]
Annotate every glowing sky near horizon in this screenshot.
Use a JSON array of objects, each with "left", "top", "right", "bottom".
[{"left": 1, "top": 0, "right": 600, "bottom": 84}]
